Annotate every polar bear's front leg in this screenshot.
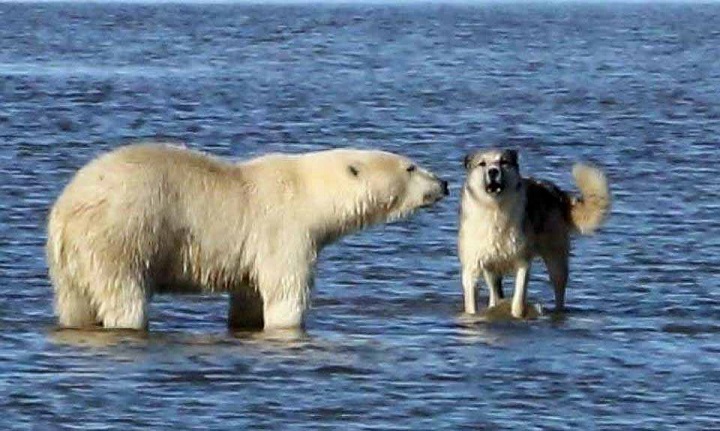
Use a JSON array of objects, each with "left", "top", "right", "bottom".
[
  {"left": 228, "top": 285, "right": 264, "bottom": 330},
  {"left": 252, "top": 238, "right": 315, "bottom": 330},
  {"left": 257, "top": 266, "right": 312, "bottom": 331},
  {"left": 263, "top": 299, "right": 305, "bottom": 330}
]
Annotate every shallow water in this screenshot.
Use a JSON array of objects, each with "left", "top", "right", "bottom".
[{"left": 1, "top": 2, "right": 719, "bottom": 429}]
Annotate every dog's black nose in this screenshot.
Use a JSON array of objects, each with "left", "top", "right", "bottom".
[
  {"left": 488, "top": 167, "right": 500, "bottom": 180},
  {"left": 441, "top": 180, "right": 449, "bottom": 196}
]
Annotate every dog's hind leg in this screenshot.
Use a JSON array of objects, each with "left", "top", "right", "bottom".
[
  {"left": 543, "top": 253, "right": 569, "bottom": 312},
  {"left": 482, "top": 270, "right": 503, "bottom": 307}
]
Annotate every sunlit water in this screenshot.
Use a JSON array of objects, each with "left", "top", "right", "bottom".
[{"left": 1, "top": 2, "right": 719, "bottom": 429}]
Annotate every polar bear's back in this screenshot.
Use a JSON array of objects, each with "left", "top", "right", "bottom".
[
  {"left": 59, "top": 144, "right": 235, "bottom": 204},
  {"left": 46, "top": 144, "right": 249, "bottom": 294},
  {"left": 53, "top": 143, "right": 245, "bottom": 217}
]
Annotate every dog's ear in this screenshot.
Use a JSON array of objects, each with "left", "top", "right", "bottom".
[
  {"left": 504, "top": 149, "right": 519, "bottom": 167},
  {"left": 463, "top": 153, "right": 473, "bottom": 170}
]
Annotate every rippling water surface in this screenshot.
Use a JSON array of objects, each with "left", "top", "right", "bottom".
[{"left": 1, "top": 2, "right": 719, "bottom": 429}]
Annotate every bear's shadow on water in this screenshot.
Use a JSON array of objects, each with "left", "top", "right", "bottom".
[
  {"left": 48, "top": 327, "right": 152, "bottom": 349},
  {"left": 48, "top": 326, "right": 310, "bottom": 350}
]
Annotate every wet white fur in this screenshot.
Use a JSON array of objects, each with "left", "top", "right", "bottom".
[
  {"left": 47, "top": 144, "right": 445, "bottom": 330},
  {"left": 459, "top": 151, "right": 610, "bottom": 318},
  {"left": 459, "top": 160, "right": 528, "bottom": 316}
]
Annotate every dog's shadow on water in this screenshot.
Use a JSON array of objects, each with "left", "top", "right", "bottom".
[
  {"left": 458, "top": 299, "right": 544, "bottom": 324},
  {"left": 454, "top": 299, "right": 573, "bottom": 344}
]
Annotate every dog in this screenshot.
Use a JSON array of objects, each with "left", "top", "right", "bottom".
[{"left": 458, "top": 149, "right": 611, "bottom": 318}]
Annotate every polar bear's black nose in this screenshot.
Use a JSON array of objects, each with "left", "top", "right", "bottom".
[{"left": 441, "top": 180, "right": 449, "bottom": 196}]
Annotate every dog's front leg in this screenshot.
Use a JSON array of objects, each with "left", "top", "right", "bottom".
[
  {"left": 462, "top": 265, "right": 479, "bottom": 314},
  {"left": 511, "top": 262, "right": 532, "bottom": 318}
]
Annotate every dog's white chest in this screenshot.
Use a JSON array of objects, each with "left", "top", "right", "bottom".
[{"left": 460, "top": 204, "right": 527, "bottom": 274}]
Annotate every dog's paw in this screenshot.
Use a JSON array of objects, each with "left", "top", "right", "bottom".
[{"left": 511, "top": 302, "right": 524, "bottom": 319}]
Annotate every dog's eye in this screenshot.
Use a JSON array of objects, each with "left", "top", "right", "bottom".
[
  {"left": 406, "top": 165, "right": 416, "bottom": 173},
  {"left": 478, "top": 161, "right": 487, "bottom": 167},
  {"left": 500, "top": 159, "right": 510, "bottom": 166}
]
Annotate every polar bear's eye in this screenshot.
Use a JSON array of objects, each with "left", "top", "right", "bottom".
[
  {"left": 348, "top": 165, "right": 359, "bottom": 177},
  {"left": 406, "top": 165, "right": 416, "bottom": 173}
]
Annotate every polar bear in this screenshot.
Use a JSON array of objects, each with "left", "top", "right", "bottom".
[{"left": 47, "top": 143, "right": 448, "bottom": 331}]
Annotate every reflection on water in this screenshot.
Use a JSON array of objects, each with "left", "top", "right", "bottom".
[
  {"left": 1, "top": 2, "right": 720, "bottom": 430},
  {"left": 49, "top": 328, "right": 151, "bottom": 349},
  {"left": 459, "top": 299, "right": 544, "bottom": 323},
  {"left": 50, "top": 327, "right": 310, "bottom": 350}
]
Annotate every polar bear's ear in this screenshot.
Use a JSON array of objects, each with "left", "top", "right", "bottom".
[{"left": 348, "top": 165, "right": 359, "bottom": 177}]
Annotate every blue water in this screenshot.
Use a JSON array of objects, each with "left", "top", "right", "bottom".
[{"left": 1, "top": 2, "right": 719, "bottom": 429}]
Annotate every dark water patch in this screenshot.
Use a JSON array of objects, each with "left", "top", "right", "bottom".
[{"left": 662, "top": 323, "right": 720, "bottom": 336}]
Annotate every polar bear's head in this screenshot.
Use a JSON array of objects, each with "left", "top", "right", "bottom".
[{"left": 301, "top": 149, "right": 448, "bottom": 242}]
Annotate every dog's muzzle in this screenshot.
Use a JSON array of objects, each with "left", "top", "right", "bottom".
[{"left": 485, "top": 168, "right": 504, "bottom": 195}]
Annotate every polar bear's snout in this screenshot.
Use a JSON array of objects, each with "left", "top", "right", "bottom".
[
  {"left": 418, "top": 172, "right": 449, "bottom": 208},
  {"left": 430, "top": 177, "right": 449, "bottom": 200}
]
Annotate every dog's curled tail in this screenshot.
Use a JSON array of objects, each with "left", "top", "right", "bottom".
[{"left": 570, "top": 163, "right": 611, "bottom": 235}]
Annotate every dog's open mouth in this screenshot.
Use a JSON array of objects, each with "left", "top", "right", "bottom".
[{"left": 485, "top": 181, "right": 504, "bottom": 195}]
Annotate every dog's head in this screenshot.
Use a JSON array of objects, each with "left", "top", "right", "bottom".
[{"left": 463, "top": 149, "right": 521, "bottom": 202}]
